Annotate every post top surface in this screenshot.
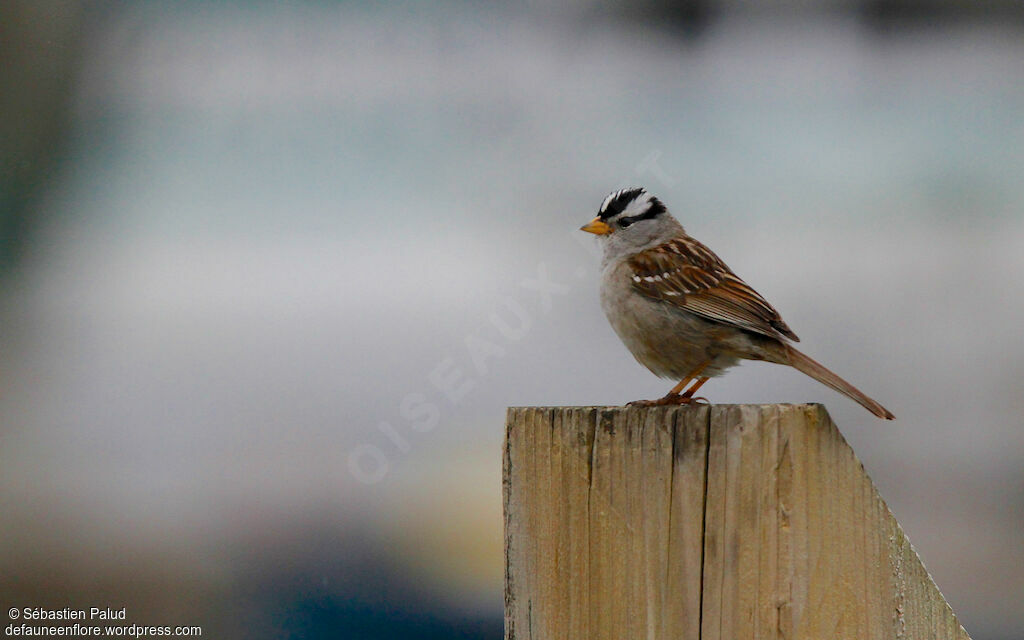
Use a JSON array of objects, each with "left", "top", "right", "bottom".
[{"left": 506, "top": 402, "right": 827, "bottom": 412}]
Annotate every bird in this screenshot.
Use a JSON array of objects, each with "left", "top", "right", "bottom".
[{"left": 580, "top": 187, "right": 894, "bottom": 419}]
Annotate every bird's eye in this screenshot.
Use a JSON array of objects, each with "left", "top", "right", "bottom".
[{"left": 618, "top": 217, "right": 633, "bottom": 228}]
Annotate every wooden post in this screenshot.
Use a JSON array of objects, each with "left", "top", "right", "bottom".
[{"left": 503, "top": 404, "right": 971, "bottom": 640}]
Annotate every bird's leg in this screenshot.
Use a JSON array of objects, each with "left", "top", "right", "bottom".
[
  {"left": 627, "top": 361, "right": 711, "bottom": 407},
  {"left": 680, "top": 376, "right": 710, "bottom": 404},
  {"left": 668, "top": 377, "right": 692, "bottom": 396}
]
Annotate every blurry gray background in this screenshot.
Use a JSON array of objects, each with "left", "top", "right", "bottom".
[{"left": 1, "top": 1, "right": 1022, "bottom": 638}]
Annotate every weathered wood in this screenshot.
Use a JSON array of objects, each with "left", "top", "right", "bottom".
[{"left": 504, "top": 404, "right": 971, "bottom": 640}]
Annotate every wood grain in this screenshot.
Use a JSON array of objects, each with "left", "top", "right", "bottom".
[{"left": 504, "top": 404, "right": 970, "bottom": 640}]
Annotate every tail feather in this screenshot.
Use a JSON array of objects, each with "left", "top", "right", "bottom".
[{"left": 782, "top": 344, "right": 894, "bottom": 420}]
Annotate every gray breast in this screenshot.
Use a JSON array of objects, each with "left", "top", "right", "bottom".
[{"left": 599, "top": 260, "right": 740, "bottom": 379}]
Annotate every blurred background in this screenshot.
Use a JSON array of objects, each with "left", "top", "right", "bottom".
[{"left": 2, "top": 0, "right": 1022, "bottom": 637}]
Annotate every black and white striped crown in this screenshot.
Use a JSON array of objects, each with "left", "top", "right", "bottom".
[{"left": 598, "top": 187, "right": 667, "bottom": 224}]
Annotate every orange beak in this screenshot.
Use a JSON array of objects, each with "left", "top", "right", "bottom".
[{"left": 580, "top": 217, "right": 612, "bottom": 235}]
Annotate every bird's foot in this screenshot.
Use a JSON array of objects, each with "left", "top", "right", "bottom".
[{"left": 627, "top": 393, "right": 698, "bottom": 407}]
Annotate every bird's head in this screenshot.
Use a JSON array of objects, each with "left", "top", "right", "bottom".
[{"left": 581, "top": 187, "right": 680, "bottom": 252}]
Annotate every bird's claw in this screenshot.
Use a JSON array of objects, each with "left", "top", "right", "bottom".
[{"left": 627, "top": 394, "right": 701, "bottom": 407}]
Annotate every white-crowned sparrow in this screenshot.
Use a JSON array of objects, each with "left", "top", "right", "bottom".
[{"left": 581, "top": 187, "right": 894, "bottom": 419}]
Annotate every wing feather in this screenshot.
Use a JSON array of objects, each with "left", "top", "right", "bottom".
[{"left": 627, "top": 237, "right": 800, "bottom": 341}]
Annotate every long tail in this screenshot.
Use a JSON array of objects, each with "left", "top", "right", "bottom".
[{"left": 782, "top": 344, "right": 894, "bottom": 420}]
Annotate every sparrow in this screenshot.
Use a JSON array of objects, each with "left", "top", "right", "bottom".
[{"left": 580, "top": 187, "right": 894, "bottom": 419}]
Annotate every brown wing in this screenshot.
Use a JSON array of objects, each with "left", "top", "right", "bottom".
[{"left": 627, "top": 236, "right": 800, "bottom": 342}]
